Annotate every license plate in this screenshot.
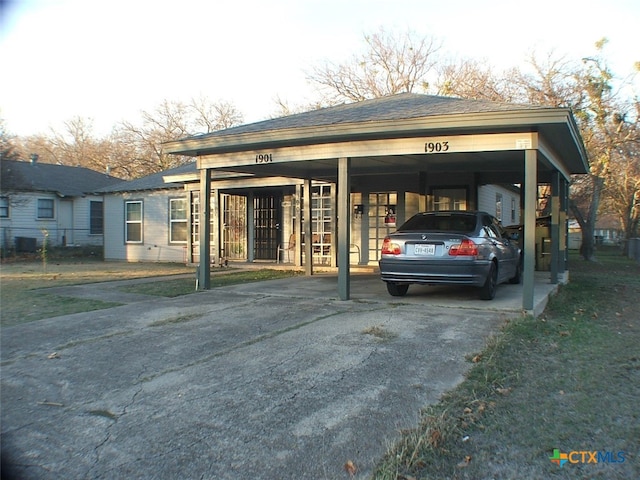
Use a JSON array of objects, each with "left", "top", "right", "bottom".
[{"left": 414, "top": 244, "right": 436, "bottom": 255}]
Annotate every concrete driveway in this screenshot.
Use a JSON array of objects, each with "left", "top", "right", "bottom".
[{"left": 1, "top": 273, "right": 555, "bottom": 479}]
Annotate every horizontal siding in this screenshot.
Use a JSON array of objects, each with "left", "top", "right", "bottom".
[
  {"left": 103, "top": 190, "right": 188, "bottom": 263},
  {"left": 478, "top": 185, "right": 521, "bottom": 225},
  {"left": 0, "top": 192, "right": 106, "bottom": 249}
]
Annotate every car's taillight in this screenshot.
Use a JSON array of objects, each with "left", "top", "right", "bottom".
[
  {"left": 381, "top": 237, "right": 401, "bottom": 255},
  {"left": 449, "top": 238, "right": 478, "bottom": 256}
]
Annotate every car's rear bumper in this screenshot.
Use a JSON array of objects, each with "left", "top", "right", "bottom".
[{"left": 379, "top": 258, "right": 491, "bottom": 287}]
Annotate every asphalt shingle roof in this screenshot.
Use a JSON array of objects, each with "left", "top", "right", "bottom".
[
  {"left": 0, "top": 160, "right": 122, "bottom": 196},
  {"left": 96, "top": 161, "right": 195, "bottom": 193},
  {"left": 187, "top": 93, "right": 542, "bottom": 140}
]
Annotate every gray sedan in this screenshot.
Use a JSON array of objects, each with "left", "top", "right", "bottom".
[{"left": 379, "top": 211, "right": 522, "bottom": 300}]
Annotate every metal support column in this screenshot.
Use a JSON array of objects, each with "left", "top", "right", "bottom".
[
  {"left": 198, "top": 168, "right": 211, "bottom": 290},
  {"left": 337, "top": 157, "right": 351, "bottom": 300},
  {"left": 523, "top": 149, "right": 537, "bottom": 311}
]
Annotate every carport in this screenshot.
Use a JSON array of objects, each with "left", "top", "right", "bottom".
[{"left": 165, "top": 93, "right": 589, "bottom": 312}]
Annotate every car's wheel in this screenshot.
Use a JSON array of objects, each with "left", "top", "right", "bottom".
[
  {"left": 509, "top": 258, "right": 522, "bottom": 284},
  {"left": 386, "top": 282, "right": 409, "bottom": 297},
  {"left": 479, "top": 262, "right": 497, "bottom": 300}
]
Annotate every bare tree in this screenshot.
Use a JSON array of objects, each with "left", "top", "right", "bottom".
[
  {"left": 435, "top": 58, "right": 521, "bottom": 102},
  {"left": 114, "top": 97, "right": 244, "bottom": 177},
  {"left": 0, "top": 117, "right": 19, "bottom": 162},
  {"left": 189, "top": 97, "right": 243, "bottom": 133},
  {"left": 308, "top": 28, "right": 442, "bottom": 103}
]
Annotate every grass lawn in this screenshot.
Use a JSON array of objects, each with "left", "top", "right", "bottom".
[
  {"left": 373, "top": 249, "right": 640, "bottom": 479},
  {"left": 0, "top": 259, "right": 298, "bottom": 327},
  {"left": 0, "top": 259, "right": 195, "bottom": 327}
]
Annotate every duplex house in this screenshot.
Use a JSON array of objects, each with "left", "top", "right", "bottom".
[
  {"left": 99, "top": 160, "right": 521, "bottom": 267},
  {"left": 0, "top": 158, "right": 121, "bottom": 252}
]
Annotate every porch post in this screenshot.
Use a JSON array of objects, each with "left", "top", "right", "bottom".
[
  {"left": 523, "top": 149, "right": 537, "bottom": 311},
  {"left": 550, "top": 171, "right": 560, "bottom": 284},
  {"left": 561, "top": 179, "right": 569, "bottom": 273},
  {"left": 337, "top": 157, "right": 351, "bottom": 300},
  {"left": 247, "top": 191, "right": 255, "bottom": 263},
  {"left": 304, "top": 178, "right": 313, "bottom": 276},
  {"left": 198, "top": 168, "right": 211, "bottom": 290},
  {"left": 331, "top": 182, "right": 338, "bottom": 268},
  {"left": 295, "top": 183, "right": 302, "bottom": 266},
  {"left": 212, "top": 189, "right": 220, "bottom": 267}
]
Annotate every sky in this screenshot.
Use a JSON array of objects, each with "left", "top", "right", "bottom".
[{"left": 1, "top": 0, "right": 638, "bottom": 138}]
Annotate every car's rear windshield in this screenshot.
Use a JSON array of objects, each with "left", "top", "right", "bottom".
[{"left": 398, "top": 213, "right": 477, "bottom": 233}]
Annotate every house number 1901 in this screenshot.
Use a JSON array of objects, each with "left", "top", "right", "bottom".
[{"left": 255, "top": 154, "right": 273, "bottom": 163}]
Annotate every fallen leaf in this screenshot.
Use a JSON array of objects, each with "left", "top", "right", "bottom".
[
  {"left": 47, "top": 352, "right": 60, "bottom": 359},
  {"left": 463, "top": 407, "right": 473, "bottom": 415},
  {"left": 429, "top": 429, "right": 442, "bottom": 447},
  {"left": 471, "top": 354, "right": 482, "bottom": 363},
  {"left": 344, "top": 460, "right": 357, "bottom": 476},
  {"left": 559, "top": 330, "right": 571, "bottom": 337},
  {"left": 477, "top": 402, "right": 486, "bottom": 413},
  {"left": 496, "top": 387, "right": 512, "bottom": 395},
  {"left": 456, "top": 455, "right": 472, "bottom": 468}
]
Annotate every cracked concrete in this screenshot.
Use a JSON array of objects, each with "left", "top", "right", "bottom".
[{"left": 1, "top": 272, "right": 556, "bottom": 479}]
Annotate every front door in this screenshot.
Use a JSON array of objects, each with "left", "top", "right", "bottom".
[
  {"left": 254, "top": 193, "right": 282, "bottom": 260},
  {"left": 58, "top": 200, "right": 73, "bottom": 245},
  {"left": 222, "top": 194, "right": 247, "bottom": 260}
]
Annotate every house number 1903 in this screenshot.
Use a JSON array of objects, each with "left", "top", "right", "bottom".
[
  {"left": 424, "top": 141, "right": 449, "bottom": 153},
  {"left": 255, "top": 154, "right": 273, "bottom": 163}
]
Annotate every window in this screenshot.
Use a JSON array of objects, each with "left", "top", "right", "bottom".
[
  {"left": 37, "top": 199, "right": 54, "bottom": 219},
  {"left": 511, "top": 198, "right": 516, "bottom": 223},
  {"left": 169, "top": 198, "right": 188, "bottom": 243},
  {"left": 0, "top": 197, "right": 8, "bottom": 218},
  {"left": 495, "top": 193, "right": 503, "bottom": 221},
  {"left": 432, "top": 188, "right": 467, "bottom": 211},
  {"left": 90, "top": 201, "right": 104, "bottom": 235},
  {"left": 125, "top": 201, "right": 143, "bottom": 243}
]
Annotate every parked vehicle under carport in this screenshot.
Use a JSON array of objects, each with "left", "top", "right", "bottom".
[{"left": 379, "top": 211, "right": 522, "bottom": 300}]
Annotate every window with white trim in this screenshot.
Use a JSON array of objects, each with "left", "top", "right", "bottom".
[
  {"left": 169, "top": 198, "right": 188, "bottom": 243},
  {"left": 0, "top": 197, "right": 9, "bottom": 218},
  {"left": 37, "top": 198, "right": 54, "bottom": 219},
  {"left": 125, "top": 201, "right": 143, "bottom": 243}
]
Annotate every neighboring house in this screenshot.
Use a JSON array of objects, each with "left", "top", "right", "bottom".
[
  {"left": 98, "top": 163, "right": 193, "bottom": 263},
  {"left": 568, "top": 213, "right": 625, "bottom": 250},
  {"left": 0, "top": 158, "right": 121, "bottom": 252},
  {"left": 594, "top": 213, "right": 624, "bottom": 246}
]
